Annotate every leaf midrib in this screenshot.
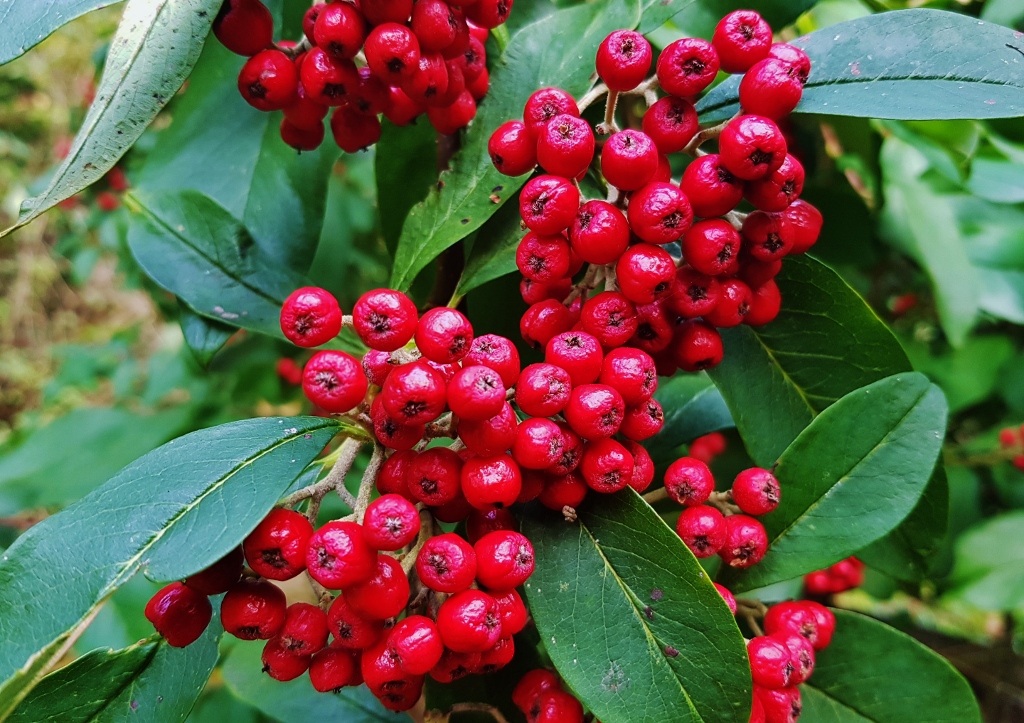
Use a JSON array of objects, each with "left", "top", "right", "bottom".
[{"left": 804, "top": 684, "right": 879, "bottom": 723}]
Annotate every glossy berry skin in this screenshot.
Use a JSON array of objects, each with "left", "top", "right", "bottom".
[
  {"left": 410, "top": 0, "right": 457, "bottom": 50},
  {"left": 537, "top": 114, "right": 595, "bottom": 179},
  {"left": 184, "top": 546, "right": 244, "bottom": 595},
  {"left": 742, "top": 211, "right": 794, "bottom": 262},
  {"left": 517, "top": 232, "right": 571, "bottom": 282},
  {"left": 627, "top": 182, "right": 693, "bottom": 245},
  {"left": 416, "top": 532, "right": 477, "bottom": 593},
  {"left": 390, "top": 615, "right": 445, "bottom": 676},
  {"left": 350, "top": 66, "right": 390, "bottom": 116},
  {"left": 512, "top": 417, "right": 564, "bottom": 469},
  {"left": 704, "top": 278, "right": 753, "bottom": 328},
  {"left": 313, "top": 1, "right": 366, "bottom": 60},
  {"left": 657, "top": 38, "right": 720, "bottom": 97},
  {"left": 280, "top": 118, "right": 324, "bottom": 151},
  {"left": 407, "top": 447, "right": 464, "bottom": 506},
  {"left": 616, "top": 243, "right": 676, "bottom": 304},
  {"left": 301, "top": 49, "right": 360, "bottom": 106},
  {"left": 467, "top": 506, "right": 519, "bottom": 544},
  {"left": 539, "top": 471, "right": 588, "bottom": 510},
  {"left": 345, "top": 554, "right": 411, "bottom": 620},
  {"left": 352, "top": 289, "right": 419, "bottom": 351},
  {"left": 564, "top": 384, "right": 625, "bottom": 440},
  {"left": 427, "top": 90, "right": 478, "bottom": 134},
  {"left": 682, "top": 219, "right": 741, "bottom": 277},
  {"left": 738, "top": 255, "right": 783, "bottom": 289},
  {"left": 580, "top": 438, "right": 633, "bottom": 493},
  {"left": 362, "top": 639, "right": 424, "bottom": 708},
  {"left": 462, "top": 334, "right": 520, "bottom": 388},
  {"left": 602, "top": 130, "right": 659, "bottom": 191},
  {"left": 302, "top": 350, "right": 369, "bottom": 414},
  {"left": 243, "top": 509, "right": 314, "bottom": 581},
  {"left": 676, "top": 506, "right": 726, "bottom": 558},
  {"left": 331, "top": 105, "right": 382, "bottom": 152},
  {"left": 581, "top": 291, "right": 638, "bottom": 348},
  {"left": 365, "top": 23, "right": 421, "bottom": 82},
  {"left": 515, "top": 363, "right": 572, "bottom": 417},
  {"left": 277, "top": 602, "right": 330, "bottom": 655},
  {"left": 680, "top": 154, "right": 744, "bottom": 218},
  {"left": 630, "top": 301, "right": 674, "bottom": 355},
  {"left": 714, "top": 583, "right": 738, "bottom": 614},
  {"left": 642, "top": 96, "right": 698, "bottom": 154},
  {"left": 362, "top": 0, "right": 413, "bottom": 26},
  {"left": 620, "top": 399, "right": 664, "bottom": 441},
  {"left": 520, "top": 299, "right": 574, "bottom": 349},
  {"left": 474, "top": 530, "right": 535, "bottom": 589},
  {"left": 732, "top": 467, "right": 781, "bottom": 515},
  {"left": 489, "top": 120, "right": 537, "bottom": 176},
  {"left": 756, "top": 686, "right": 802, "bottom": 723},
  {"left": 776, "top": 631, "right": 815, "bottom": 685},
  {"left": 545, "top": 331, "right": 603, "bottom": 386},
  {"left": 306, "top": 520, "right": 377, "bottom": 589},
  {"left": 371, "top": 396, "right": 425, "bottom": 451},
  {"left": 520, "top": 277, "right": 571, "bottom": 305},
  {"left": 748, "top": 635, "right": 794, "bottom": 689},
  {"left": 284, "top": 81, "right": 329, "bottom": 131},
  {"left": 430, "top": 649, "right": 481, "bottom": 684},
  {"left": 596, "top": 30, "right": 652, "bottom": 91},
  {"left": 523, "top": 87, "right": 579, "bottom": 138},
  {"left": 363, "top": 494, "right": 421, "bottom": 551},
  {"left": 529, "top": 690, "right": 585, "bottom": 723},
  {"left": 769, "top": 43, "right": 812, "bottom": 85},
  {"left": 549, "top": 423, "right": 583, "bottom": 475},
  {"left": 310, "top": 647, "right": 358, "bottom": 692},
  {"left": 712, "top": 10, "right": 772, "bottom": 74},
  {"left": 262, "top": 637, "right": 312, "bottom": 681},
  {"left": 719, "top": 115, "right": 787, "bottom": 181},
  {"left": 664, "top": 456, "right": 714, "bottom": 506},
  {"left": 720, "top": 514, "right": 769, "bottom": 568},
  {"left": 491, "top": 589, "right": 528, "bottom": 637},
  {"left": 672, "top": 320, "right": 724, "bottom": 372},
  {"left": 215, "top": 0, "right": 274, "bottom": 57},
  {"left": 448, "top": 365, "right": 506, "bottom": 421},
  {"left": 221, "top": 579, "right": 287, "bottom": 640},
  {"left": 464, "top": 0, "right": 513, "bottom": 29},
  {"left": 238, "top": 50, "right": 297, "bottom": 112},
  {"left": 459, "top": 401, "right": 519, "bottom": 456},
  {"left": 416, "top": 307, "right": 474, "bottom": 364},
  {"left": 764, "top": 601, "right": 834, "bottom": 650},
  {"left": 783, "top": 199, "right": 823, "bottom": 254},
  {"left": 570, "top": 200, "right": 630, "bottom": 265},
  {"left": 520, "top": 175, "right": 581, "bottom": 235},
  {"left": 145, "top": 582, "right": 212, "bottom": 648},
  {"left": 462, "top": 455, "right": 523, "bottom": 509},
  {"left": 328, "top": 596, "right": 385, "bottom": 649},
  {"left": 513, "top": 669, "right": 560, "bottom": 713},
  {"left": 740, "top": 58, "right": 804, "bottom": 120},
  {"left": 599, "top": 347, "right": 656, "bottom": 406},
  {"left": 437, "top": 589, "right": 503, "bottom": 652},
  {"left": 622, "top": 439, "right": 655, "bottom": 492},
  {"left": 666, "top": 266, "right": 721, "bottom": 319},
  {"left": 401, "top": 52, "right": 449, "bottom": 106},
  {"left": 381, "top": 361, "right": 447, "bottom": 425},
  {"left": 745, "top": 154, "right": 805, "bottom": 212}
]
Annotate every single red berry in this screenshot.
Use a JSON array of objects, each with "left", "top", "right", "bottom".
[
  {"left": 407, "top": 447, "right": 464, "bottom": 506},
  {"left": 564, "top": 383, "right": 624, "bottom": 440},
  {"left": 490, "top": 588, "right": 529, "bottom": 637},
  {"left": 704, "top": 278, "right": 753, "bottom": 328},
  {"left": 145, "top": 582, "right": 212, "bottom": 648},
  {"left": 385, "top": 85, "right": 426, "bottom": 126},
  {"left": 805, "top": 601, "right": 836, "bottom": 649},
  {"left": 416, "top": 532, "right": 477, "bottom": 592},
  {"left": 675, "top": 506, "right": 726, "bottom": 558},
  {"left": 350, "top": 66, "right": 390, "bottom": 116},
  {"left": 520, "top": 276, "right": 572, "bottom": 305},
  {"left": 328, "top": 595, "right": 385, "bottom": 649},
  {"left": 680, "top": 154, "right": 744, "bottom": 218},
  {"left": 579, "top": 438, "right": 633, "bottom": 493},
  {"left": 666, "top": 266, "right": 721, "bottom": 319},
  {"left": 441, "top": 9, "right": 472, "bottom": 59},
  {"left": 782, "top": 199, "right": 822, "bottom": 254},
  {"left": 304, "top": 3, "right": 325, "bottom": 44},
  {"left": 184, "top": 546, "right": 244, "bottom": 595},
  {"left": 539, "top": 470, "right": 588, "bottom": 510},
  {"left": 720, "top": 514, "right": 769, "bottom": 568},
  {"left": 656, "top": 38, "right": 720, "bottom": 97},
  {"left": 310, "top": 647, "right": 358, "bottom": 692},
  {"left": 376, "top": 449, "right": 417, "bottom": 499},
  {"left": 448, "top": 365, "right": 506, "bottom": 422},
  {"left": 361, "top": 639, "right": 424, "bottom": 708},
  {"left": 598, "top": 348, "right": 657, "bottom": 406},
  {"left": 545, "top": 331, "right": 603, "bottom": 386},
  {"left": 429, "top": 648, "right": 481, "bottom": 683},
  {"left": 690, "top": 431, "right": 728, "bottom": 462},
  {"left": 517, "top": 231, "right": 572, "bottom": 283},
  {"left": 284, "top": 80, "right": 329, "bottom": 132},
  {"left": 580, "top": 291, "right": 638, "bottom": 347},
  {"left": 620, "top": 398, "right": 664, "bottom": 441},
  {"left": 363, "top": 350, "right": 396, "bottom": 387},
  {"left": 239, "top": 49, "right": 299, "bottom": 112},
  {"left": 712, "top": 10, "right": 772, "bottom": 74},
  {"left": 719, "top": 115, "right": 787, "bottom": 181},
  {"left": 466, "top": 506, "right": 519, "bottom": 544},
  {"left": 345, "top": 554, "right": 411, "bottom": 620},
  {"left": 463, "top": 334, "right": 521, "bottom": 388},
  {"left": 330, "top": 105, "right": 383, "bottom": 152},
  {"left": 381, "top": 361, "right": 448, "bottom": 425},
  {"left": 570, "top": 200, "right": 630, "bottom": 265},
  {"left": 629, "top": 301, "right": 675, "bottom": 355},
  {"left": 769, "top": 43, "right": 812, "bottom": 85},
  {"left": 416, "top": 306, "right": 474, "bottom": 364},
  {"left": 511, "top": 417, "right": 565, "bottom": 469},
  {"left": 427, "top": 90, "right": 478, "bottom": 134},
  {"left": 301, "top": 48, "right": 360, "bottom": 106},
  {"left": 520, "top": 299, "right": 574, "bottom": 348},
  {"left": 745, "top": 154, "right": 805, "bottom": 212},
  {"left": 764, "top": 601, "right": 830, "bottom": 650},
  {"left": 474, "top": 530, "right": 535, "bottom": 589},
  {"left": 214, "top": 0, "right": 274, "bottom": 57},
  {"left": 682, "top": 219, "right": 741, "bottom": 277},
  {"left": 401, "top": 51, "right": 450, "bottom": 106},
  {"left": 261, "top": 637, "right": 312, "bottom": 681},
  {"left": 467, "top": 65, "right": 489, "bottom": 100},
  {"left": 461, "top": 455, "right": 523, "bottom": 509},
  {"left": 529, "top": 690, "right": 585, "bottom": 723},
  {"left": 515, "top": 363, "right": 572, "bottom": 417},
  {"left": 748, "top": 635, "right": 794, "bottom": 689},
  {"left": 244, "top": 509, "right": 314, "bottom": 581},
  {"left": 302, "top": 350, "right": 369, "bottom": 413},
  {"left": 389, "top": 615, "right": 445, "bottom": 676},
  {"left": 314, "top": 1, "right": 366, "bottom": 60},
  {"left": 363, "top": 494, "right": 421, "bottom": 550},
  {"left": 738, "top": 254, "right": 783, "bottom": 289},
  {"left": 371, "top": 395, "right": 426, "bottom": 451},
  {"left": 615, "top": 243, "right": 676, "bottom": 304},
  {"left": 602, "top": 130, "right": 659, "bottom": 191},
  {"left": 537, "top": 114, "right": 595, "bottom": 179},
  {"left": 596, "top": 29, "right": 653, "bottom": 91},
  {"left": 627, "top": 182, "right": 693, "bottom": 244},
  {"left": 276, "top": 602, "right": 330, "bottom": 655},
  {"left": 280, "top": 286, "right": 342, "bottom": 347},
  {"left": 362, "top": 0, "right": 413, "bottom": 25},
  {"left": 742, "top": 211, "right": 794, "bottom": 262},
  {"left": 523, "top": 87, "right": 579, "bottom": 138},
  {"left": 353, "top": 290, "right": 419, "bottom": 353},
  {"left": 519, "top": 175, "right": 580, "bottom": 235},
  {"left": 672, "top": 320, "right": 724, "bottom": 372},
  {"left": 642, "top": 96, "right": 698, "bottom": 154},
  {"left": 477, "top": 636, "right": 515, "bottom": 673},
  {"left": 436, "top": 589, "right": 503, "bottom": 652},
  {"left": 740, "top": 58, "right": 804, "bottom": 120},
  {"left": 775, "top": 631, "right": 815, "bottom": 685},
  {"left": 280, "top": 117, "right": 325, "bottom": 151},
  {"left": 664, "top": 456, "right": 714, "bottom": 505},
  {"left": 463, "top": 0, "right": 512, "bottom": 29},
  {"left": 221, "top": 579, "right": 287, "bottom": 640},
  {"left": 519, "top": 469, "right": 547, "bottom": 503},
  {"left": 460, "top": 37, "right": 487, "bottom": 83},
  {"left": 459, "top": 401, "right": 519, "bottom": 456},
  {"left": 306, "top": 520, "right": 377, "bottom": 589},
  {"left": 756, "top": 686, "right": 802, "bottom": 723},
  {"left": 513, "top": 669, "right": 561, "bottom": 713},
  {"left": 654, "top": 152, "right": 672, "bottom": 182},
  {"left": 622, "top": 439, "right": 655, "bottom": 492},
  {"left": 489, "top": 120, "right": 538, "bottom": 176},
  {"left": 365, "top": 23, "right": 421, "bottom": 82},
  {"left": 732, "top": 468, "right": 781, "bottom": 516},
  {"left": 714, "top": 583, "right": 738, "bottom": 615}
]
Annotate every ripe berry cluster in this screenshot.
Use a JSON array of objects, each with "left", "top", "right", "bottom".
[
  {"left": 803, "top": 556, "right": 864, "bottom": 596},
  {"left": 511, "top": 668, "right": 586, "bottom": 723},
  {"left": 998, "top": 423, "right": 1024, "bottom": 471},
  {"left": 214, "top": 0, "right": 506, "bottom": 153},
  {"left": 488, "top": 11, "right": 822, "bottom": 374},
  {"left": 669, "top": 462, "right": 779, "bottom": 569}
]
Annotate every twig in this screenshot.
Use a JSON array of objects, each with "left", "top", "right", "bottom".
[
  {"left": 707, "top": 490, "right": 741, "bottom": 516},
  {"left": 444, "top": 703, "right": 511, "bottom": 723},
  {"left": 402, "top": 509, "right": 435, "bottom": 574},
  {"left": 355, "top": 444, "right": 385, "bottom": 522},
  {"left": 278, "top": 437, "right": 363, "bottom": 511},
  {"left": 742, "top": 611, "right": 764, "bottom": 637},
  {"left": 642, "top": 487, "right": 668, "bottom": 504},
  {"left": 577, "top": 82, "right": 609, "bottom": 113},
  {"left": 596, "top": 90, "right": 620, "bottom": 135},
  {"left": 563, "top": 264, "right": 603, "bottom": 305},
  {"left": 683, "top": 117, "right": 734, "bottom": 156},
  {"left": 724, "top": 210, "right": 748, "bottom": 231}
]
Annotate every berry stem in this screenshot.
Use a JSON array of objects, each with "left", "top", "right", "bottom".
[
  {"left": 707, "top": 490, "right": 741, "bottom": 516},
  {"left": 683, "top": 117, "right": 735, "bottom": 156},
  {"left": 724, "top": 210, "right": 748, "bottom": 230},
  {"left": 354, "top": 443, "right": 385, "bottom": 522},
  {"left": 577, "top": 82, "right": 609, "bottom": 113},
  {"left": 433, "top": 703, "right": 511, "bottom": 723},
  {"left": 323, "top": 437, "right": 363, "bottom": 509},
  {"left": 741, "top": 610, "right": 765, "bottom": 637},
  {"left": 642, "top": 487, "right": 669, "bottom": 504},
  {"left": 401, "top": 508, "right": 435, "bottom": 574},
  {"left": 562, "top": 263, "right": 604, "bottom": 305},
  {"left": 597, "top": 90, "right": 621, "bottom": 135}
]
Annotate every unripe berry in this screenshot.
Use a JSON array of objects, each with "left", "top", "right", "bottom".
[
  {"left": 523, "top": 87, "right": 579, "bottom": 138},
  {"left": 564, "top": 384, "right": 625, "bottom": 440},
  {"left": 642, "top": 96, "right": 698, "bottom": 154},
  {"left": 719, "top": 514, "right": 769, "bottom": 568},
  {"left": 327, "top": 595, "right": 385, "bottom": 649},
  {"left": 407, "top": 447, "right": 464, "bottom": 506},
  {"left": 489, "top": 120, "right": 538, "bottom": 176},
  {"left": 719, "top": 115, "right": 787, "bottom": 181},
  {"left": 309, "top": 647, "right": 358, "bottom": 692},
  {"left": 664, "top": 456, "right": 714, "bottom": 506},
  {"left": 416, "top": 532, "right": 477, "bottom": 592},
  {"left": 581, "top": 291, "right": 638, "bottom": 347},
  {"left": 238, "top": 50, "right": 298, "bottom": 111},
  {"left": 390, "top": 615, "right": 445, "bottom": 676},
  {"left": 712, "top": 10, "right": 772, "bottom": 74},
  {"left": 570, "top": 200, "right": 630, "bottom": 265},
  {"left": 214, "top": 0, "right": 274, "bottom": 57},
  {"left": 602, "top": 130, "right": 659, "bottom": 191},
  {"left": 680, "top": 154, "right": 744, "bottom": 218},
  {"left": 306, "top": 520, "right": 377, "bottom": 589},
  {"left": 740, "top": 58, "right": 804, "bottom": 120},
  {"left": 436, "top": 589, "right": 503, "bottom": 652},
  {"left": 145, "top": 582, "right": 212, "bottom": 648},
  {"left": 682, "top": 219, "right": 741, "bottom": 277},
  {"left": 627, "top": 182, "right": 693, "bottom": 245},
  {"left": 243, "top": 509, "right": 314, "bottom": 581},
  {"left": 519, "top": 175, "right": 580, "bottom": 236},
  {"left": 615, "top": 243, "right": 676, "bottom": 304},
  {"left": 302, "top": 350, "right": 369, "bottom": 413},
  {"left": 474, "top": 530, "right": 535, "bottom": 589},
  {"left": 676, "top": 506, "right": 726, "bottom": 558},
  {"left": 537, "top": 114, "right": 595, "bottom": 179},
  {"left": 184, "top": 546, "right": 243, "bottom": 595},
  {"left": 732, "top": 467, "right": 781, "bottom": 515},
  {"left": 363, "top": 494, "right": 421, "bottom": 550},
  {"left": 656, "top": 38, "right": 720, "bottom": 97},
  {"left": 221, "top": 579, "right": 287, "bottom": 640},
  {"left": 596, "top": 30, "right": 652, "bottom": 91},
  {"left": 381, "top": 361, "right": 448, "bottom": 425},
  {"left": 461, "top": 455, "right": 523, "bottom": 509},
  {"left": 352, "top": 288, "right": 419, "bottom": 351},
  {"left": 459, "top": 401, "right": 519, "bottom": 456}
]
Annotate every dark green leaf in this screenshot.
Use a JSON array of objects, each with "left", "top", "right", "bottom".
[
  {"left": 453, "top": 197, "right": 522, "bottom": 300},
  {"left": 707, "top": 255, "right": 910, "bottom": 467},
  {"left": 0, "top": 0, "right": 118, "bottom": 65},
  {"left": 179, "top": 301, "right": 236, "bottom": 368},
  {"left": 222, "top": 640, "right": 404, "bottom": 722},
  {"left": 126, "top": 189, "right": 308, "bottom": 339},
  {"left": 719, "top": 373, "right": 948, "bottom": 592},
  {"left": 800, "top": 610, "right": 981, "bottom": 723},
  {"left": 1, "top": 0, "right": 220, "bottom": 238},
  {"left": 0, "top": 416, "right": 337, "bottom": 716},
  {"left": 646, "top": 0, "right": 817, "bottom": 38},
  {"left": 522, "top": 489, "right": 751, "bottom": 723},
  {"left": 375, "top": 119, "right": 438, "bottom": 256},
  {"left": 646, "top": 374, "right": 733, "bottom": 467},
  {"left": 696, "top": 9, "right": 1024, "bottom": 122},
  {"left": 389, "top": 0, "right": 641, "bottom": 290}
]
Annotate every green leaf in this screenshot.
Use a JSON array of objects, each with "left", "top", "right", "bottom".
[
  {"left": 221, "top": 640, "right": 404, "bottom": 722},
  {"left": 179, "top": 301, "right": 236, "bottom": 368},
  {"left": 522, "top": 490, "right": 751, "bottom": 723},
  {"left": 0, "top": 0, "right": 118, "bottom": 65},
  {"left": 967, "top": 157, "right": 1024, "bottom": 204},
  {"left": 707, "top": 256, "right": 910, "bottom": 467},
  {"left": 646, "top": 374, "right": 733, "bottom": 467},
  {"left": 719, "top": 373, "right": 948, "bottom": 592},
  {"left": 800, "top": 610, "right": 981, "bottom": 723},
  {"left": 389, "top": 0, "right": 641, "bottom": 291},
  {"left": 645, "top": 0, "right": 817, "bottom": 38},
  {"left": 126, "top": 189, "right": 308, "bottom": 339},
  {"left": 948, "top": 511, "right": 1024, "bottom": 610},
  {"left": 375, "top": 119, "right": 438, "bottom": 256},
  {"left": 0, "top": 416, "right": 337, "bottom": 717},
  {"left": 0, "top": 0, "right": 220, "bottom": 238},
  {"left": 453, "top": 196, "right": 522, "bottom": 300},
  {"left": 982, "top": 0, "right": 1024, "bottom": 29},
  {"left": 696, "top": 9, "right": 1024, "bottom": 122}
]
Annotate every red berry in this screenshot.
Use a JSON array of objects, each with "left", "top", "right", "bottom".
[
  {"left": 518, "top": 469, "right": 546, "bottom": 503},
  {"left": 630, "top": 301, "right": 675, "bottom": 355},
  {"left": 666, "top": 266, "right": 721, "bottom": 319},
  {"left": 642, "top": 96, "right": 698, "bottom": 154},
  {"left": 664, "top": 456, "right": 714, "bottom": 506},
  {"left": 381, "top": 361, "right": 447, "bottom": 425},
  {"left": 769, "top": 43, "right": 812, "bottom": 85},
  {"left": 740, "top": 58, "right": 804, "bottom": 120},
  {"left": 581, "top": 291, "right": 638, "bottom": 347},
  {"left": 345, "top": 554, "right": 411, "bottom": 620},
  {"left": 304, "top": 4, "right": 324, "bottom": 44},
  {"left": 745, "top": 280, "right": 782, "bottom": 327},
  {"left": 714, "top": 583, "right": 737, "bottom": 614},
  {"left": 284, "top": 80, "right": 329, "bottom": 131},
  {"left": 748, "top": 635, "right": 793, "bottom": 689},
  {"left": 244, "top": 509, "right": 314, "bottom": 581},
  {"left": 463, "top": 334, "right": 521, "bottom": 388},
  {"left": 474, "top": 530, "right": 535, "bottom": 589},
  {"left": 529, "top": 690, "right": 585, "bottom": 723},
  {"left": 519, "top": 175, "right": 580, "bottom": 235},
  {"left": 327, "top": 595, "right": 385, "bottom": 649},
  {"left": 310, "top": 647, "right": 358, "bottom": 691},
  {"left": 602, "top": 130, "right": 659, "bottom": 191},
  {"left": 623, "top": 439, "right": 655, "bottom": 492},
  {"left": 579, "top": 438, "right": 633, "bottom": 493},
  {"left": 523, "top": 87, "right": 579, "bottom": 138},
  {"left": 513, "top": 669, "right": 560, "bottom": 713},
  {"left": 764, "top": 601, "right": 832, "bottom": 650},
  {"left": 564, "top": 383, "right": 624, "bottom": 440},
  {"left": 280, "top": 286, "right": 342, "bottom": 348},
  {"left": 239, "top": 49, "right": 298, "bottom": 112},
  {"left": 460, "top": 38, "right": 488, "bottom": 83},
  {"left": 376, "top": 449, "right": 417, "bottom": 499},
  {"left": 184, "top": 546, "right": 244, "bottom": 595},
  {"left": 712, "top": 10, "right": 772, "bottom": 74},
  {"left": 690, "top": 431, "right": 727, "bottom": 461},
  {"left": 719, "top": 115, "right": 787, "bottom": 181},
  {"left": 276, "top": 602, "right": 330, "bottom": 655},
  {"left": 615, "top": 243, "right": 676, "bottom": 304},
  {"left": 362, "top": 0, "right": 413, "bottom": 26},
  {"left": 676, "top": 506, "right": 726, "bottom": 558},
  {"left": 459, "top": 401, "right": 519, "bottom": 456},
  {"left": 682, "top": 219, "right": 741, "bottom": 277},
  {"left": 656, "top": 38, "right": 720, "bottom": 97},
  {"left": 627, "top": 182, "right": 693, "bottom": 244},
  {"left": 467, "top": 65, "right": 490, "bottom": 100},
  {"left": 407, "top": 447, "right": 464, "bottom": 506},
  {"left": 745, "top": 154, "right": 805, "bottom": 212},
  {"left": 545, "top": 331, "right": 603, "bottom": 386},
  {"left": 738, "top": 254, "right": 783, "bottom": 288},
  {"left": 491, "top": 589, "right": 529, "bottom": 636},
  {"left": 782, "top": 199, "right": 822, "bottom": 254},
  {"left": 363, "top": 494, "right": 421, "bottom": 550},
  {"left": 570, "top": 200, "right": 630, "bottom": 264},
  {"left": 437, "top": 589, "right": 503, "bottom": 652},
  {"left": 517, "top": 232, "right": 572, "bottom": 282},
  {"left": 385, "top": 85, "right": 425, "bottom": 125},
  {"left": 489, "top": 120, "right": 538, "bottom": 176},
  {"left": 427, "top": 90, "right": 478, "bottom": 134},
  {"left": 448, "top": 365, "right": 506, "bottom": 421},
  {"left": 756, "top": 686, "right": 802, "bottom": 723},
  {"left": 371, "top": 395, "right": 426, "bottom": 451},
  {"left": 313, "top": 1, "right": 366, "bottom": 60},
  {"left": 306, "top": 520, "right": 377, "bottom": 589},
  {"left": 221, "top": 579, "right": 287, "bottom": 640},
  {"left": 620, "top": 398, "right": 664, "bottom": 441},
  {"left": 466, "top": 506, "right": 519, "bottom": 544},
  {"left": 511, "top": 417, "right": 564, "bottom": 469},
  {"left": 672, "top": 320, "right": 724, "bottom": 372},
  {"left": 365, "top": 23, "right": 421, "bottom": 82},
  {"left": 330, "top": 105, "right": 383, "bottom": 151},
  {"left": 401, "top": 51, "right": 450, "bottom": 105},
  {"left": 704, "top": 278, "right": 752, "bottom": 328},
  {"left": 389, "top": 615, "right": 445, "bottom": 675},
  {"left": 214, "top": 0, "right": 274, "bottom": 57},
  {"left": 520, "top": 276, "right": 572, "bottom": 305},
  {"left": 416, "top": 307, "right": 474, "bottom": 364},
  {"left": 539, "top": 471, "right": 588, "bottom": 510},
  {"left": 352, "top": 289, "right": 418, "bottom": 351},
  {"left": 302, "top": 350, "right": 369, "bottom": 413},
  {"left": 145, "top": 582, "right": 212, "bottom": 648},
  {"left": 598, "top": 347, "right": 656, "bottom": 406},
  {"left": 301, "top": 48, "right": 360, "bottom": 106},
  {"left": 478, "top": 636, "right": 515, "bottom": 673},
  {"left": 550, "top": 422, "right": 585, "bottom": 478},
  {"left": 463, "top": 0, "right": 512, "bottom": 29},
  {"left": 429, "top": 648, "right": 481, "bottom": 683},
  {"left": 596, "top": 30, "right": 652, "bottom": 91},
  {"left": 280, "top": 118, "right": 324, "bottom": 151},
  {"left": 350, "top": 66, "right": 390, "bottom": 115},
  {"left": 537, "top": 114, "right": 595, "bottom": 179},
  {"left": 720, "top": 514, "right": 769, "bottom": 568},
  {"left": 362, "top": 639, "right": 424, "bottom": 709},
  {"left": 742, "top": 211, "right": 794, "bottom": 262},
  {"left": 680, "top": 154, "right": 744, "bottom": 218},
  {"left": 775, "top": 631, "right": 815, "bottom": 685},
  {"left": 462, "top": 455, "right": 523, "bottom": 509},
  {"left": 520, "top": 299, "right": 574, "bottom": 348},
  {"left": 416, "top": 532, "right": 477, "bottom": 592},
  {"left": 732, "top": 468, "right": 781, "bottom": 515},
  {"left": 261, "top": 637, "right": 312, "bottom": 681}
]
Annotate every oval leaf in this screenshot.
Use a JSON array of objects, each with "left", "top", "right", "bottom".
[
  {"left": 646, "top": 374, "right": 733, "bottom": 467},
  {"left": 0, "top": 416, "right": 338, "bottom": 716},
  {"left": 522, "top": 489, "right": 751, "bottom": 723},
  {"left": 1, "top": 0, "right": 221, "bottom": 238},
  {"left": 720, "top": 373, "right": 948, "bottom": 592},
  {"left": 696, "top": 9, "right": 1024, "bottom": 122},
  {"left": 0, "top": 0, "right": 118, "bottom": 65},
  {"left": 801, "top": 610, "right": 981, "bottom": 723}
]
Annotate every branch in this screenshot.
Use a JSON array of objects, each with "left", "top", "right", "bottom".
[{"left": 355, "top": 444, "right": 386, "bottom": 522}]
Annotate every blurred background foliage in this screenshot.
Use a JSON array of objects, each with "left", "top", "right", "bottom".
[{"left": 1, "top": 0, "right": 1024, "bottom": 720}]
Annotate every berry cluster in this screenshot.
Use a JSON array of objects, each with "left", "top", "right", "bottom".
[
  {"left": 511, "top": 668, "right": 586, "bottom": 723},
  {"left": 998, "top": 423, "right": 1024, "bottom": 471},
  {"left": 488, "top": 12, "right": 822, "bottom": 374},
  {"left": 670, "top": 462, "right": 779, "bottom": 570},
  {"left": 803, "top": 556, "right": 864, "bottom": 596},
  {"left": 214, "top": 0, "right": 506, "bottom": 153}
]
